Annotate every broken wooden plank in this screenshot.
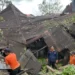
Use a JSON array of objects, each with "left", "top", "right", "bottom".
[
  {"left": 46, "top": 65, "right": 56, "bottom": 73},
  {"left": 46, "top": 65, "right": 61, "bottom": 74}
]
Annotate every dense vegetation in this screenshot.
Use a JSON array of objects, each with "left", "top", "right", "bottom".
[
  {"left": 38, "top": 58, "right": 75, "bottom": 75},
  {"left": 61, "top": 65, "right": 75, "bottom": 75}
]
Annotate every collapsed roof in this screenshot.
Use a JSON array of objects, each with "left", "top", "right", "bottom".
[
  {"left": 0, "top": 3, "right": 60, "bottom": 44},
  {"left": 43, "top": 26, "right": 75, "bottom": 51},
  {"left": 0, "top": 3, "right": 75, "bottom": 58}
]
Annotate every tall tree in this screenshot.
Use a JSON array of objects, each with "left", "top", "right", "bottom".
[{"left": 39, "top": 0, "right": 62, "bottom": 15}]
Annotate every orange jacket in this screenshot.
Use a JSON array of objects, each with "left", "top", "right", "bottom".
[
  {"left": 70, "top": 55, "right": 75, "bottom": 65},
  {"left": 5, "top": 53, "right": 20, "bottom": 70}
]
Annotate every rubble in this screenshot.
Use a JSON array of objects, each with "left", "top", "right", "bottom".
[{"left": 0, "top": 3, "right": 75, "bottom": 75}]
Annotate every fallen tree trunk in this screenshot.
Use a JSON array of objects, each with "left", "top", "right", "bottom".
[
  {"left": 46, "top": 65, "right": 56, "bottom": 73},
  {"left": 46, "top": 65, "right": 61, "bottom": 74}
]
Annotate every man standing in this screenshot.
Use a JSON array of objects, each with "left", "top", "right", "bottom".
[
  {"left": 47, "top": 46, "right": 58, "bottom": 69},
  {"left": 4, "top": 48, "right": 21, "bottom": 75}
]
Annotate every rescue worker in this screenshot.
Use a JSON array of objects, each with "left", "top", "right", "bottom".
[
  {"left": 46, "top": 46, "right": 58, "bottom": 69},
  {"left": 4, "top": 48, "right": 21, "bottom": 75},
  {"left": 69, "top": 52, "right": 75, "bottom": 65}
]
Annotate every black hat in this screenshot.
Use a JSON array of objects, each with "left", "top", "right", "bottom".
[{"left": 4, "top": 48, "right": 11, "bottom": 52}]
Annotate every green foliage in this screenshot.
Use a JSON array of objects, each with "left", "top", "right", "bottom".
[
  {"left": 61, "top": 65, "right": 75, "bottom": 75},
  {"left": 0, "top": 29, "right": 3, "bottom": 35},
  {"left": 38, "top": 58, "right": 46, "bottom": 66},
  {"left": 38, "top": 58, "right": 75, "bottom": 75},
  {"left": 39, "top": 0, "right": 62, "bottom": 15},
  {"left": 38, "top": 58, "right": 61, "bottom": 75},
  {"left": 41, "top": 13, "right": 75, "bottom": 29},
  {"left": 0, "top": 16, "right": 5, "bottom": 22},
  {"left": 38, "top": 58, "right": 47, "bottom": 74},
  {"left": 0, "top": 29, "right": 4, "bottom": 40}
]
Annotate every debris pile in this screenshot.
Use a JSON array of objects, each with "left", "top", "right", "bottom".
[{"left": 0, "top": 3, "right": 75, "bottom": 75}]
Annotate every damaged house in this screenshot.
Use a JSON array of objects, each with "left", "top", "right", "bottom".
[{"left": 0, "top": 3, "right": 75, "bottom": 70}]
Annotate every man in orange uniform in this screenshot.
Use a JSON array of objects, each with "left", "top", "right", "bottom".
[
  {"left": 4, "top": 48, "right": 21, "bottom": 75},
  {"left": 69, "top": 52, "right": 75, "bottom": 65}
]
